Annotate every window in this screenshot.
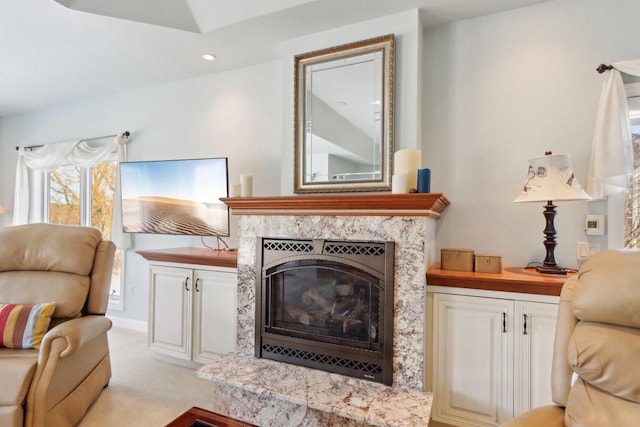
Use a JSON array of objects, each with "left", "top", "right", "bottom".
[
  {"left": 625, "top": 84, "right": 640, "bottom": 249},
  {"left": 48, "top": 165, "right": 80, "bottom": 225},
  {"left": 624, "top": 128, "right": 640, "bottom": 248},
  {"left": 46, "top": 160, "right": 124, "bottom": 310}
]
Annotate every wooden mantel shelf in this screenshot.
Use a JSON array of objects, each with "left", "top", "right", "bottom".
[{"left": 220, "top": 193, "right": 450, "bottom": 218}]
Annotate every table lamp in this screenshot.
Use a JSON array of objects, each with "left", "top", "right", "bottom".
[{"left": 513, "top": 151, "right": 591, "bottom": 274}]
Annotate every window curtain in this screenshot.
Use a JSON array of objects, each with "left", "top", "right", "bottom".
[
  {"left": 13, "top": 133, "right": 130, "bottom": 249},
  {"left": 587, "top": 59, "right": 640, "bottom": 199}
]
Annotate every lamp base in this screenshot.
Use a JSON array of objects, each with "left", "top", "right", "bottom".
[{"left": 535, "top": 265, "right": 568, "bottom": 275}]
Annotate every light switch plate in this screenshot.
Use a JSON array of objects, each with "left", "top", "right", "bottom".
[{"left": 577, "top": 241, "right": 590, "bottom": 260}]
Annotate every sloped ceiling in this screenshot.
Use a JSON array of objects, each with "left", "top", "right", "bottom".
[{"left": 0, "top": 0, "right": 550, "bottom": 116}]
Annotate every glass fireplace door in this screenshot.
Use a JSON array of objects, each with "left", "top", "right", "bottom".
[{"left": 265, "top": 260, "right": 382, "bottom": 351}]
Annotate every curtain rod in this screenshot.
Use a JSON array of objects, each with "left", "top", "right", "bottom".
[
  {"left": 596, "top": 64, "right": 614, "bottom": 74},
  {"left": 15, "top": 131, "right": 130, "bottom": 151}
]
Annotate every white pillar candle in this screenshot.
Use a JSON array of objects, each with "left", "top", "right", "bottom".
[
  {"left": 394, "top": 149, "right": 422, "bottom": 192},
  {"left": 391, "top": 173, "right": 408, "bottom": 194},
  {"left": 240, "top": 174, "right": 253, "bottom": 197},
  {"left": 230, "top": 182, "right": 241, "bottom": 198}
]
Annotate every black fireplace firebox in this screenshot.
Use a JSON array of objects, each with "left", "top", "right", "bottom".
[{"left": 255, "top": 237, "right": 394, "bottom": 385}]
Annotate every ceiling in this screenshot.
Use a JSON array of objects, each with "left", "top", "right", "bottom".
[{"left": 0, "top": 0, "right": 551, "bottom": 117}]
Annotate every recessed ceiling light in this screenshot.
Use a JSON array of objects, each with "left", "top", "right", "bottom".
[{"left": 202, "top": 53, "right": 216, "bottom": 61}]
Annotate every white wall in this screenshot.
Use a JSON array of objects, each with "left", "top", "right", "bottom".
[
  {"left": 0, "top": 60, "right": 283, "bottom": 322},
  {"left": 423, "top": 0, "right": 640, "bottom": 269}
]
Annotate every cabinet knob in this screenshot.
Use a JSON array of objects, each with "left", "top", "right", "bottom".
[
  {"left": 185, "top": 277, "right": 190, "bottom": 291},
  {"left": 195, "top": 278, "right": 200, "bottom": 292},
  {"left": 523, "top": 314, "right": 528, "bottom": 335}
]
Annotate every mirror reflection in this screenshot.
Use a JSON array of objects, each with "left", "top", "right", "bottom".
[{"left": 294, "top": 34, "right": 394, "bottom": 193}]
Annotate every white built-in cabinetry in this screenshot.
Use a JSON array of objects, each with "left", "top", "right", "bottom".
[
  {"left": 427, "top": 264, "right": 568, "bottom": 427},
  {"left": 138, "top": 248, "right": 238, "bottom": 365}
]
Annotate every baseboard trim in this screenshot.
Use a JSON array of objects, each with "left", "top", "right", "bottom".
[{"left": 109, "top": 316, "right": 147, "bottom": 332}]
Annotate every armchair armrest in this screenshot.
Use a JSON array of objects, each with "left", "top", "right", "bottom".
[
  {"left": 27, "top": 315, "right": 113, "bottom": 425},
  {"left": 39, "top": 315, "right": 112, "bottom": 359}
]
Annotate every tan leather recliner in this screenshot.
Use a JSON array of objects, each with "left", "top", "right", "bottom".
[
  {"left": 0, "top": 223, "right": 115, "bottom": 427},
  {"left": 501, "top": 250, "right": 640, "bottom": 427}
]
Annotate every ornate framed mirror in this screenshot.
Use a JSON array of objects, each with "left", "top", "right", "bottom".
[{"left": 294, "top": 34, "right": 394, "bottom": 193}]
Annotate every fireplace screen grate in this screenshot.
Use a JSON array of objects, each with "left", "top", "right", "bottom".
[
  {"left": 324, "top": 244, "right": 385, "bottom": 257},
  {"left": 262, "top": 344, "right": 383, "bottom": 375},
  {"left": 263, "top": 241, "right": 314, "bottom": 253}
]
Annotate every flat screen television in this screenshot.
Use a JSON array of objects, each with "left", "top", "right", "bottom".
[{"left": 119, "top": 157, "right": 229, "bottom": 236}]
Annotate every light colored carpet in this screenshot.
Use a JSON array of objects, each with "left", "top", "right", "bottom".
[{"left": 78, "top": 327, "right": 215, "bottom": 426}]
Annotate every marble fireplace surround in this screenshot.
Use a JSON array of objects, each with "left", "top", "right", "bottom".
[{"left": 222, "top": 193, "right": 449, "bottom": 391}]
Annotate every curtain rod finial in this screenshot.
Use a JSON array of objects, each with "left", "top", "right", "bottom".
[{"left": 596, "top": 64, "right": 613, "bottom": 74}]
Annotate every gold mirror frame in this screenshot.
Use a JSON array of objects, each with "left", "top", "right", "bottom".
[{"left": 294, "top": 34, "right": 395, "bottom": 193}]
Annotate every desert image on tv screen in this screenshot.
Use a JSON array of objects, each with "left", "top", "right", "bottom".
[{"left": 120, "top": 158, "right": 229, "bottom": 236}]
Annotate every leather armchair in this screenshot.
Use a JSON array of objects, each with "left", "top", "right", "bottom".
[
  {"left": 501, "top": 250, "right": 640, "bottom": 426},
  {"left": 0, "top": 223, "right": 115, "bottom": 427}
]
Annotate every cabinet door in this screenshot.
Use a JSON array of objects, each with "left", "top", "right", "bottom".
[
  {"left": 514, "top": 301, "right": 558, "bottom": 415},
  {"left": 149, "top": 265, "right": 192, "bottom": 359},
  {"left": 433, "top": 293, "right": 513, "bottom": 427},
  {"left": 192, "top": 269, "right": 237, "bottom": 363}
]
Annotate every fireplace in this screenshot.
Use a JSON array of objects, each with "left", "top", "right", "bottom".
[{"left": 255, "top": 237, "right": 395, "bottom": 385}]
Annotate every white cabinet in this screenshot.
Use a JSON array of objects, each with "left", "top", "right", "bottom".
[
  {"left": 148, "top": 263, "right": 237, "bottom": 364},
  {"left": 513, "top": 300, "right": 559, "bottom": 415},
  {"left": 192, "top": 268, "right": 238, "bottom": 362},
  {"left": 430, "top": 289, "right": 558, "bottom": 427}
]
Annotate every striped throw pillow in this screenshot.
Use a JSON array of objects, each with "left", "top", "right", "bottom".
[{"left": 0, "top": 302, "right": 56, "bottom": 349}]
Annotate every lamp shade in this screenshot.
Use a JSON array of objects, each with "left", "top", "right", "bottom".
[{"left": 513, "top": 153, "right": 591, "bottom": 203}]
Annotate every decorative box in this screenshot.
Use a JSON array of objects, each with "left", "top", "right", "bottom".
[
  {"left": 441, "top": 248, "right": 475, "bottom": 272},
  {"left": 474, "top": 254, "right": 502, "bottom": 273}
]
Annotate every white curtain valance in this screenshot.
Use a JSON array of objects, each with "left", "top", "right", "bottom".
[
  {"left": 19, "top": 139, "right": 118, "bottom": 171},
  {"left": 13, "top": 134, "right": 130, "bottom": 248},
  {"left": 587, "top": 59, "right": 640, "bottom": 199}
]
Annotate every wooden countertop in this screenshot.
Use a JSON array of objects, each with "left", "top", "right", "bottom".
[
  {"left": 427, "top": 263, "right": 575, "bottom": 296},
  {"left": 137, "top": 247, "right": 238, "bottom": 268}
]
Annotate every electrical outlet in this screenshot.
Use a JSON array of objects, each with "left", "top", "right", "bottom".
[{"left": 589, "top": 243, "right": 600, "bottom": 254}]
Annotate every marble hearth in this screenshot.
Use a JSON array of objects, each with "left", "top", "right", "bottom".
[
  {"left": 200, "top": 193, "right": 449, "bottom": 425},
  {"left": 198, "top": 353, "right": 433, "bottom": 427}
]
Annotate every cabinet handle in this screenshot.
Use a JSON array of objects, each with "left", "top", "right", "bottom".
[
  {"left": 502, "top": 312, "right": 507, "bottom": 333},
  {"left": 185, "top": 277, "right": 190, "bottom": 291},
  {"left": 523, "top": 314, "right": 528, "bottom": 335},
  {"left": 195, "top": 278, "right": 200, "bottom": 292}
]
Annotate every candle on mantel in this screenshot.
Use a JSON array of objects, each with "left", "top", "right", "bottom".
[
  {"left": 417, "top": 168, "right": 431, "bottom": 193},
  {"left": 394, "top": 149, "right": 421, "bottom": 192},
  {"left": 392, "top": 172, "right": 408, "bottom": 194},
  {"left": 230, "top": 182, "right": 241, "bottom": 198},
  {"left": 240, "top": 174, "right": 253, "bottom": 197}
]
